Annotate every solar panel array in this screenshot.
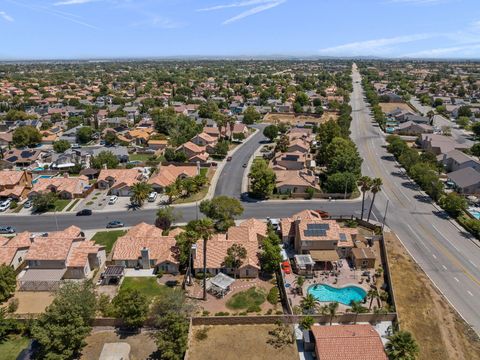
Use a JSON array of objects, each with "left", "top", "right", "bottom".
[
  {"left": 339, "top": 233, "right": 347, "bottom": 241},
  {"left": 303, "top": 223, "right": 330, "bottom": 237}
]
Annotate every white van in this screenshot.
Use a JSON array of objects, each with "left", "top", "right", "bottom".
[{"left": 148, "top": 192, "right": 158, "bottom": 202}]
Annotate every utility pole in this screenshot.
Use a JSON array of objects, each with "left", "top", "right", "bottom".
[
  {"left": 381, "top": 200, "right": 389, "bottom": 232},
  {"left": 344, "top": 179, "right": 348, "bottom": 200}
]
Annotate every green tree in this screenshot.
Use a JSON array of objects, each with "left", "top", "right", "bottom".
[
  {"left": 457, "top": 105, "right": 472, "bottom": 118},
  {"left": 77, "top": 126, "right": 93, "bottom": 144},
  {"left": 275, "top": 134, "right": 290, "bottom": 153},
  {"left": 248, "top": 159, "right": 276, "bottom": 198},
  {"left": 367, "top": 178, "right": 383, "bottom": 222},
  {"left": 472, "top": 122, "right": 480, "bottom": 139},
  {"left": 12, "top": 125, "right": 42, "bottom": 147},
  {"left": 386, "top": 330, "right": 419, "bottom": 360},
  {"left": 130, "top": 182, "right": 153, "bottom": 207},
  {"left": 0, "top": 265, "right": 16, "bottom": 303},
  {"left": 32, "top": 281, "right": 96, "bottom": 359},
  {"left": 213, "top": 140, "right": 229, "bottom": 157},
  {"left": 198, "top": 101, "right": 219, "bottom": 119},
  {"left": 263, "top": 124, "right": 279, "bottom": 142},
  {"left": 325, "top": 172, "right": 357, "bottom": 194},
  {"left": 350, "top": 300, "right": 368, "bottom": 324},
  {"left": 470, "top": 143, "right": 480, "bottom": 157},
  {"left": 53, "top": 140, "right": 71, "bottom": 153},
  {"left": 456, "top": 116, "right": 470, "bottom": 128},
  {"left": 32, "top": 192, "right": 57, "bottom": 213},
  {"left": 326, "top": 137, "right": 362, "bottom": 177},
  {"left": 327, "top": 301, "right": 339, "bottom": 325},
  {"left": 439, "top": 192, "right": 467, "bottom": 218},
  {"left": 91, "top": 150, "right": 119, "bottom": 169},
  {"left": 316, "top": 119, "right": 342, "bottom": 165},
  {"left": 112, "top": 288, "right": 149, "bottom": 329},
  {"left": 155, "top": 206, "right": 180, "bottom": 231},
  {"left": 104, "top": 131, "right": 117, "bottom": 146},
  {"left": 243, "top": 106, "right": 261, "bottom": 125},
  {"left": 175, "top": 229, "right": 199, "bottom": 269},
  {"left": 299, "top": 316, "right": 314, "bottom": 330},
  {"left": 300, "top": 294, "right": 319, "bottom": 314},
  {"left": 199, "top": 196, "right": 244, "bottom": 232},
  {"left": 260, "top": 231, "right": 282, "bottom": 274},
  {"left": 223, "top": 243, "right": 247, "bottom": 279}
]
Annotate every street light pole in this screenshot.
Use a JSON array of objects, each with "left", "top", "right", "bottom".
[{"left": 381, "top": 200, "right": 389, "bottom": 232}]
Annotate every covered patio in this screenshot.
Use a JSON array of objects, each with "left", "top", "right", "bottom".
[
  {"left": 310, "top": 249, "right": 340, "bottom": 271},
  {"left": 206, "top": 273, "right": 235, "bottom": 298}
]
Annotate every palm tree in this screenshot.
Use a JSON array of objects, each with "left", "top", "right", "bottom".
[
  {"left": 227, "top": 116, "right": 236, "bottom": 141},
  {"left": 130, "top": 182, "right": 152, "bottom": 207},
  {"left": 367, "top": 177, "right": 383, "bottom": 222},
  {"left": 367, "top": 289, "right": 379, "bottom": 310},
  {"left": 386, "top": 330, "right": 419, "bottom": 360},
  {"left": 358, "top": 176, "right": 372, "bottom": 220},
  {"left": 350, "top": 300, "right": 368, "bottom": 324},
  {"left": 165, "top": 182, "right": 180, "bottom": 203},
  {"left": 190, "top": 218, "right": 215, "bottom": 300},
  {"left": 328, "top": 301, "right": 339, "bottom": 325},
  {"left": 300, "top": 294, "right": 319, "bottom": 314}
]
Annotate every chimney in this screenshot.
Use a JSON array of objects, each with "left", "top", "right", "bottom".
[
  {"left": 191, "top": 243, "right": 197, "bottom": 260},
  {"left": 140, "top": 247, "right": 150, "bottom": 269}
]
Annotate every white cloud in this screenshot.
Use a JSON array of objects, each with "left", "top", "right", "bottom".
[
  {"left": 0, "top": 11, "right": 14, "bottom": 22},
  {"left": 54, "top": 0, "right": 97, "bottom": 5},
  {"left": 404, "top": 43, "right": 480, "bottom": 58},
  {"left": 223, "top": 0, "right": 285, "bottom": 24},
  {"left": 131, "top": 15, "right": 185, "bottom": 29},
  {"left": 387, "top": 0, "right": 453, "bottom": 4},
  {"left": 198, "top": 0, "right": 275, "bottom": 12},
  {"left": 319, "top": 34, "right": 435, "bottom": 56}
]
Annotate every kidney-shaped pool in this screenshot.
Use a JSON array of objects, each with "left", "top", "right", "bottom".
[{"left": 307, "top": 284, "right": 367, "bottom": 306}]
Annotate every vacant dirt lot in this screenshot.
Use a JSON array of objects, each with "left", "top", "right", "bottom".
[
  {"left": 263, "top": 112, "right": 337, "bottom": 125},
  {"left": 379, "top": 102, "right": 414, "bottom": 114},
  {"left": 187, "top": 325, "right": 298, "bottom": 360},
  {"left": 14, "top": 291, "right": 54, "bottom": 314},
  {"left": 384, "top": 230, "right": 480, "bottom": 360},
  {"left": 81, "top": 330, "right": 158, "bottom": 360}
]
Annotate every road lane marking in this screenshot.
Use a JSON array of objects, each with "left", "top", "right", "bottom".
[
  {"left": 469, "top": 260, "right": 478, "bottom": 269},
  {"left": 431, "top": 224, "right": 460, "bottom": 252},
  {"left": 442, "top": 265, "right": 447, "bottom": 270},
  {"left": 468, "top": 291, "right": 474, "bottom": 297},
  {"left": 432, "top": 254, "right": 437, "bottom": 259},
  {"left": 454, "top": 277, "right": 460, "bottom": 282},
  {"left": 406, "top": 224, "right": 429, "bottom": 251}
]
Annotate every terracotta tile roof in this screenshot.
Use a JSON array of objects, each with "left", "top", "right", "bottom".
[
  {"left": 98, "top": 169, "right": 143, "bottom": 189},
  {"left": 311, "top": 324, "right": 387, "bottom": 360},
  {"left": 168, "top": 228, "right": 185, "bottom": 237},
  {"left": 25, "top": 226, "right": 84, "bottom": 261},
  {"left": 194, "top": 132, "right": 217, "bottom": 143},
  {"left": 0, "top": 170, "right": 25, "bottom": 186},
  {"left": 179, "top": 141, "right": 206, "bottom": 154},
  {"left": 67, "top": 241, "right": 104, "bottom": 267},
  {"left": 275, "top": 170, "right": 319, "bottom": 189},
  {"left": 280, "top": 210, "right": 322, "bottom": 239},
  {"left": 112, "top": 223, "right": 178, "bottom": 264},
  {"left": 30, "top": 175, "right": 89, "bottom": 197},
  {"left": 296, "top": 219, "right": 356, "bottom": 246},
  {"left": 148, "top": 165, "right": 198, "bottom": 188}
]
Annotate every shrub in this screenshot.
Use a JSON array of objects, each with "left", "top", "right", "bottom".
[
  {"left": 202, "top": 310, "right": 210, "bottom": 317},
  {"left": 7, "top": 298, "right": 19, "bottom": 313},
  {"left": 9, "top": 201, "right": 18, "bottom": 209},
  {"left": 214, "top": 312, "right": 230, "bottom": 316},
  {"left": 265, "top": 309, "right": 273, "bottom": 315},
  {"left": 246, "top": 304, "right": 262, "bottom": 313},
  {"left": 195, "top": 327, "right": 210, "bottom": 341},
  {"left": 239, "top": 311, "right": 247, "bottom": 316},
  {"left": 300, "top": 316, "right": 315, "bottom": 330},
  {"left": 275, "top": 310, "right": 284, "bottom": 315},
  {"left": 267, "top": 287, "right": 279, "bottom": 305},
  {"left": 156, "top": 270, "right": 164, "bottom": 278}
]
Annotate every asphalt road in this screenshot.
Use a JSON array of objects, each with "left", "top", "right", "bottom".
[{"left": 351, "top": 64, "right": 480, "bottom": 333}]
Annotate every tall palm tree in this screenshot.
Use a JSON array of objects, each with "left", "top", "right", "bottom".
[
  {"left": 367, "top": 178, "right": 383, "bottom": 222},
  {"left": 358, "top": 176, "right": 372, "bottom": 220},
  {"left": 328, "top": 301, "right": 339, "bottom": 325},
  {"left": 130, "top": 182, "right": 152, "bottom": 207},
  {"left": 367, "top": 289, "right": 379, "bottom": 310},
  {"left": 227, "top": 116, "right": 236, "bottom": 141},
  {"left": 300, "top": 294, "right": 319, "bottom": 315},
  {"left": 190, "top": 218, "right": 215, "bottom": 300},
  {"left": 350, "top": 300, "right": 368, "bottom": 324},
  {"left": 386, "top": 330, "right": 419, "bottom": 360},
  {"left": 165, "top": 181, "right": 181, "bottom": 203}
]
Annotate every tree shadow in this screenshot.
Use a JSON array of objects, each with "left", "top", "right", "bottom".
[
  {"left": 390, "top": 171, "right": 407, "bottom": 179},
  {"left": 401, "top": 181, "right": 420, "bottom": 191},
  {"left": 381, "top": 155, "right": 395, "bottom": 162},
  {"left": 413, "top": 194, "right": 431, "bottom": 204},
  {"left": 432, "top": 210, "right": 450, "bottom": 220}
]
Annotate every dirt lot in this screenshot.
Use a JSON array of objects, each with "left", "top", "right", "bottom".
[
  {"left": 81, "top": 330, "right": 158, "bottom": 360},
  {"left": 14, "top": 291, "right": 54, "bottom": 314},
  {"left": 384, "top": 230, "right": 480, "bottom": 360},
  {"left": 187, "top": 325, "right": 298, "bottom": 360},
  {"left": 379, "top": 102, "right": 414, "bottom": 114},
  {"left": 263, "top": 111, "right": 337, "bottom": 125}
]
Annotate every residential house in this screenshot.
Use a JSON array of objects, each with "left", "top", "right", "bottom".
[
  {"left": 275, "top": 169, "right": 320, "bottom": 194},
  {"left": 0, "top": 132, "right": 12, "bottom": 148},
  {"left": 191, "top": 132, "right": 217, "bottom": 148},
  {"left": 439, "top": 149, "right": 480, "bottom": 173},
  {"left": 0, "top": 170, "right": 32, "bottom": 200},
  {"left": 147, "top": 139, "right": 168, "bottom": 151},
  {"left": 97, "top": 168, "right": 146, "bottom": 196},
  {"left": 421, "top": 134, "right": 469, "bottom": 155},
  {"left": 193, "top": 219, "right": 267, "bottom": 278},
  {"left": 271, "top": 152, "right": 313, "bottom": 170},
  {"left": 176, "top": 141, "right": 209, "bottom": 163},
  {"left": 111, "top": 222, "right": 179, "bottom": 274},
  {"left": 448, "top": 167, "right": 480, "bottom": 195},
  {"left": 19, "top": 226, "right": 106, "bottom": 291},
  {"left": 148, "top": 164, "right": 199, "bottom": 193},
  {"left": 3, "top": 149, "right": 43, "bottom": 168},
  {"left": 350, "top": 247, "right": 377, "bottom": 269},
  {"left": 310, "top": 325, "right": 387, "bottom": 360},
  {"left": 0, "top": 233, "right": 32, "bottom": 270},
  {"left": 29, "top": 174, "right": 90, "bottom": 200},
  {"left": 394, "top": 121, "right": 433, "bottom": 136},
  {"left": 286, "top": 138, "right": 311, "bottom": 153}
]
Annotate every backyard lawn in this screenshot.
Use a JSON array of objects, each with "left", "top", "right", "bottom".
[
  {"left": 91, "top": 230, "right": 126, "bottom": 253},
  {"left": 0, "top": 335, "right": 30, "bottom": 360},
  {"left": 226, "top": 287, "right": 266, "bottom": 311},
  {"left": 120, "top": 277, "right": 170, "bottom": 302}
]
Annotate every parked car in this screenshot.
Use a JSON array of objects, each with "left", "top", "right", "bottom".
[
  {"left": 106, "top": 220, "right": 124, "bottom": 228},
  {"left": 76, "top": 209, "right": 92, "bottom": 216},
  {"left": 281, "top": 260, "right": 291, "bottom": 274},
  {"left": 0, "top": 203, "right": 9, "bottom": 212},
  {"left": 108, "top": 195, "right": 118, "bottom": 205},
  {"left": 227, "top": 156, "right": 232, "bottom": 161},
  {"left": 148, "top": 192, "right": 158, "bottom": 202},
  {"left": 0, "top": 226, "right": 15, "bottom": 234},
  {"left": 23, "top": 199, "right": 33, "bottom": 209},
  {"left": 242, "top": 163, "right": 247, "bottom": 168}
]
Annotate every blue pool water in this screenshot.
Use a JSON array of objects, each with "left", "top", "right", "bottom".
[
  {"left": 468, "top": 209, "right": 480, "bottom": 220},
  {"left": 32, "top": 175, "right": 54, "bottom": 184},
  {"left": 308, "top": 284, "right": 367, "bottom": 306}
]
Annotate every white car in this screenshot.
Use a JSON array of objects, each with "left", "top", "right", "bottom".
[
  {"left": 108, "top": 195, "right": 118, "bottom": 205},
  {"left": 148, "top": 192, "right": 158, "bottom": 202},
  {"left": 0, "top": 199, "right": 12, "bottom": 212}
]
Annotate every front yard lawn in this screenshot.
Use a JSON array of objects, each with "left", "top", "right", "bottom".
[
  {"left": 47, "top": 199, "right": 71, "bottom": 212},
  {"left": 92, "top": 230, "right": 126, "bottom": 253},
  {"left": 226, "top": 287, "right": 266, "bottom": 311},
  {"left": 120, "top": 277, "right": 170, "bottom": 302},
  {"left": 0, "top": 335, "right": 30, "bottom": 360}
]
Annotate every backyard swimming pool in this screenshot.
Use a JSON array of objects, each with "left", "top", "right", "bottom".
[
  {"left": 32, "top": 175, "right": 54, "bottom": 184},
  {"left": 308, "top": 284, "right": 367, "bottom": 306}
]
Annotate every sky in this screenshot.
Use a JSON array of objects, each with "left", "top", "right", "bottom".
[{"left": 0, "top": 0, "right": 479, "bottom": 60}]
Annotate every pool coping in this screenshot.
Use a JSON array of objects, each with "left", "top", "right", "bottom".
[{"left": 306, "top": 282, "right": 368, "bottom": 306}]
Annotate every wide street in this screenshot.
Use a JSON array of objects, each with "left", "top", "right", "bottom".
[{"left": 351, "top": 64, "right": 480, "bottom": 332}]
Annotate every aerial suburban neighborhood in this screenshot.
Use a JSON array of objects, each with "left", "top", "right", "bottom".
[{"left": 1, "top": 1, "right": 480, "bottom": 359}]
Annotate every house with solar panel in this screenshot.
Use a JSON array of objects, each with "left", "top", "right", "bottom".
[{"left": 281, "top": 211, "right": 360, "bottom": 270}]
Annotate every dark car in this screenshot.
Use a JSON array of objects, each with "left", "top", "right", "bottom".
[
  {"left": 227, "top": 156, "right": 232, "bottom": 161},
  {"left": 76, "top": 209, "right": 92, "bottom": 216},
  {"left": 106, "top": 220, "right": 124, "bottom": 228},
  {"left": 0, "top": 226, "right": 15, "bottom": 234},
  {"left": 242, "top": 163, "right": 247, "bottom": 168}
]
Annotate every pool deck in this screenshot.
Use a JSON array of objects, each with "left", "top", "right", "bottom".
[{"left": 284, "top": 259, "right": 377, "bottom": 312}]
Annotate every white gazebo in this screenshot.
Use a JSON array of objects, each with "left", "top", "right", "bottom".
[{"left": 206, "top": 273, "right": 235, "bottom": 298}]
